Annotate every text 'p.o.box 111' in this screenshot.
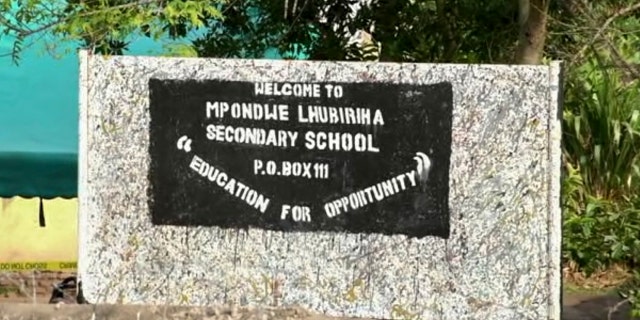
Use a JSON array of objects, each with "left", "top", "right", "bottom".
[{"left": 78, "top": 51, "right": 563, "bottom": 320}]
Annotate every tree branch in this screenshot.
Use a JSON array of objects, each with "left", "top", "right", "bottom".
[
  {"left": 0, "top": 0, "right": 162, "bottom": 38},
  {"left": 571, "top": 1, "right": 640, "bottom": 66},
  {"left": 607, "top": 297, "right": 630, "bottom": 320}
]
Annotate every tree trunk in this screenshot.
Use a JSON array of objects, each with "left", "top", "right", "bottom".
[{"left": 514, "top": 0, "right": 549, "bottom": 64}]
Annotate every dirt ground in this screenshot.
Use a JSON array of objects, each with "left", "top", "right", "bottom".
[
  {"left": 0, "top": 271, "right": 76, "bottom": 303},
  {"left": 0, "top": 271, "right": 636, "bottom": 319}
]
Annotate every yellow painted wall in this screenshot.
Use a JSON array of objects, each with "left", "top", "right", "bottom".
[{"left": 0, "top": 197, "right": 78, "bottom": 263}]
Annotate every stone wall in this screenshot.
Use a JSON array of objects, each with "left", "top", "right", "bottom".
[{"left": 78, "top": 52, "right": 563, "bottom": 320}]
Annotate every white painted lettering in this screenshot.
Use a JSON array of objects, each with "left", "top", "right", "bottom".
[
  {"left": 373, "top": 109, "right": 384, "bottom": 125},
  {"left": 205, "top": 101, "right": 289, "bottom": 121},
  {"left": 304, "top": 131, "right": 379, "bottom": 153},
  {"left": 254, "top": 82, "right": 321, "bottom": 98},
  {"left": 280, "top": 204, "right": 312, "bottom": 222},
  {"left": 206, "top": 101, "right": 217, "bottom": 118},
  {"left": 406, "top": 171, "right": 417, "bottom": 187},
  {"left": 324, "top": 203, "right": 337, "bottom": 218},
  {"left": 292, "top": 206, "right": 311, "bottom": 222},
  {"left": 205, "top": 125, "right": 299, "bottom": 148},
  {"left": 189, "top": 155, "right": 203, "bottom": 172},
  {"left": 216, "top": 172, "right": 228, "bottom": 187},
  {"left": 297, "top": 105, "right": 383, "bottom": 126},
  {"left": 254, "top": 159, "right": 263, "bottom": 175},
  {"left": 323, "top": 84, "right": 342, "bottom": 98},
  {"left": 189, "top": 155, "right": 271, "bottom": 213},
  {"left": 323, "top": 170, "right": 419, "bottom": 218},
  {"left": 280, "top": 204, "right": 290, "bottom": 219}
]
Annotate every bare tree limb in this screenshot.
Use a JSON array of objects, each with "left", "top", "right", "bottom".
[
  {"left": 571, "top": 1, "right": 640, "bottom": 66},
  {"left": 607, "top": 297, "right": 630, "bottom": 320},
  {"left": 603, "top": 36, "right": 640, "bottom": 82}
]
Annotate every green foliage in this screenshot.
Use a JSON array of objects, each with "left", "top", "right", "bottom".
[
  {"left": 179, "top": 0, "right": 520, "bottom": 62},
  {"left": 561, "top": 50, "right": 640, "bottom": 314},
  {"left": 352, "top": 0, "right": 519, "bottom": 63},
  {"left": 189, "top": 0, "right": 357, "bottom": 59},
  {"left": 0, "top": 0, "right": 224, "bottom": 64},
  {"left": 562, "top": 165, "right": 640, "bottom": 272},
  {"left": 562, "top": 54, "right": 640, "bottom": 200},
  {"left": 160, "top": 42, "right": 199, "bottom": 58},
  {"left": 552, "top": 1, "right": 640, "bottom": 314}
]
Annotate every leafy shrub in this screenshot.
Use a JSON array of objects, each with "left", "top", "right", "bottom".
[
  {"left": 561, "top": 51, "right": 640, "bottom": 315},
  {"left": 562, "top": 54, "right": 640, "bottom": 201},
  {"left": 562, "top": 165, "right": 640, "bottom": 273}
]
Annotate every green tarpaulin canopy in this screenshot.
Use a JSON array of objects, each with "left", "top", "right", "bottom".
[
  {"left": 0, "top": 34, "right": 200, "bottom": 198},
  {"left": 0, "top": 25, "right": 304, "bottom": 199},
  {"left": 0, "top": 37, "right": 80, "bottom": 198}
]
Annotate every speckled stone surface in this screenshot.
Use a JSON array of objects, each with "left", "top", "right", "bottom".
[{"left": 77, "top": 50, "right": 563, "bottom": 320}]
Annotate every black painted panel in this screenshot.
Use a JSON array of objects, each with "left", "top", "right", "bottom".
[{"left": 147, "top": 79, "right": 453, "bottom": 239}]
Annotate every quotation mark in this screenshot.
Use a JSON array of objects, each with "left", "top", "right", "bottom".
[
  {"left": 177, "top": 135, "right": 192, "bottom": 153},
  {"left": 413, "top": 152, "right": 431, "bottom": 184}
]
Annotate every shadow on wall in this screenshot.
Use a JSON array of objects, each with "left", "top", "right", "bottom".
[{"left": 0, "top": 197, "right": 77, "bottom": 263}]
